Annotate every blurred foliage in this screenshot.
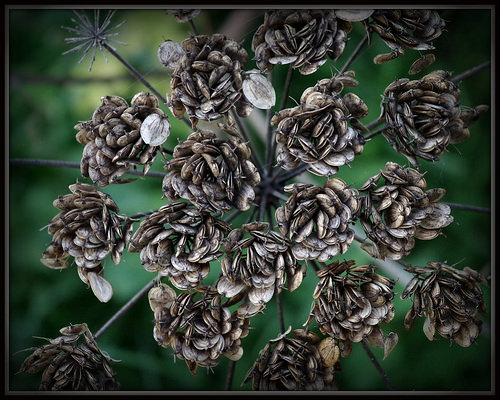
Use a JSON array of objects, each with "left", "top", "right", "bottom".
[{"left": 8, "top": 7, "right": 492, "bottom": 393}]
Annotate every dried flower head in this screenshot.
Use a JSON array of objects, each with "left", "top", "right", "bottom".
[
  {"left": 149, "top": 288, "right": 250, "bottom": 374},
  {"left": 275, "top": 178, "right": 359, "bottom": 261},
  {"left": 40, "top": 183, "right": 132, "bottom": 302},
  {"left": 252, "top": 10, "right": 352, "bottom": 75},
  {"left": 19, "top": 323, "right": 120, "bottom": 391},
  {"left": 381, "top": 70, "right": 488, "bottom": 166},
  {"left": 129, "top": 201, "right": 230, "bottom": 290},
  {"left": 62, "top": 10, "right": 127, "bottom": 71},
  {"left": 305, "top": 260, "right": 397, "bottom": 357},
  {"left": 244, "top": 327, "right": 340, "bottom": 390},
  {"left": 75, "top": 92, "right": 168, "bottom": 186},
  {"left": 168, "top": 33, "right": 250, "bottom": 127},
  {"left": 272, "top": 72, "right": 367, "bottom": 176},
  {"left": 359, "top": 161, "right": 453, "bottom": 260},
  {"left": 162, "top": 128, "right": 261, "bottom": 213},
  {"left": 217, "top": 222, "right": 305, "bottom": 306},
  {"left": 368, "top": 10, "right": 445, "bottom": 63},
  {"left": 402, "top": 262, "right": 487, "bottom": 347}
]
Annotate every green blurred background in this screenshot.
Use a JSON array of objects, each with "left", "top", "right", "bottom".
[{"left": 7, "top": 7, "right": 492, "bottom": 392}]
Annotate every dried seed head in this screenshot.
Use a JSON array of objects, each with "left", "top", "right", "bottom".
[
  {"left": 369, "top": 10, "right": 445, "bottom": 63},
  {"left": 169, "top": 34, "right": 249, "bottom": 127},
  {"left": 276, "top": 178, "right": 359, "bottom": 261},
  {"left": 75, "top": 93, "right": 167, "bottom": 186},
  {"left": 218, "top": 223, "right": 303, "bottom": 306},
  {"left": 272, "top": 74, "right": 366, "bottom": 176},
  {"left": 308, "top": 260, "right": 396, "bottom": 357},
  {"left": 150, "top": 292, "right": 250, "bottom": 373},
  {"left": 162, "top": 129, "right": 261, "bottom": 213},
  {"left": 244, "top": 328, "right": 339, "bottom": 390},
  {"left": 359, "top": 162, "right": 453, "bottom": 260},
  {"left": 380, "top": 69, "right": 480, "bottom": 166},
  {"left": 41, "top": 183, "right": 131, "bottom": 302},
  {"left": 402, "top": 262, "right": 486, "bottom": 347},
  {"left": 252, "top": 10, "right": 351, "bottom": 75},
  {"left": 129, "top": 201, "right": 230, "bottom": 290},
  {"left": 18, "top": 324, "right": 120, "bottom": 390}
]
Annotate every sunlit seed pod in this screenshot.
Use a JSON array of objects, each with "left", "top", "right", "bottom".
[
  {"left": 374, "top": 51, "right": 400, "bottom": 64},
  {"left": 242, "top": 71, "right": 276, "bottom": 109},
  {"left": 158, "top": 40, "right": 185, "bottom": 69},
  {"left": 408, "top": 53, "right": 436, "bottom": 75},
  {"left": 316, "top": 337, "right": 340, "bottom": 367},
  {"left": 140, "top": 113, "right": 170, "bottom": 146},
  {"left": 335, "top": 9, "right": 374, "bottom": 21},
  {"left": 87, "top": 271, "right": 113, "bottom": 303}
]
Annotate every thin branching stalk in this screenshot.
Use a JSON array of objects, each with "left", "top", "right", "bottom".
[
  {"left": 10, "top": 158, "right": 166, "bottom": 178},
  {"left": 267, "top": 66, "right": 294, "bottom": 177},
  {"left": 188, "top": 19, "right": 199, "bottom": 36},
  {"left": 276, "top": 163, "right": 309, "bottom": 184},
  {"left": 339, "top": 33, "right": 369, "bottom": 74},
  {"left": 225, "top": 360, "right": 237, "bottom": 390},
  {"left": 231, "top": 110, "right": 264, "bottom": 172},
  {"left": 275, "top": 290, "right": 286, "bottom": 334},
  {"left": 101, "top": 42, "right": 168, "bottom": 105},
  {"left": 446, "top": 202, "right": 490, "bottom": 214},
  {"left": 452, "top": 61, "right": 491, "bottom": 84},
  {"left": 94, "top": 275, "right": 160, "bottom": 340},
  {"left": 364, "top": 125, "right": 388, "bottom": 141},
  {"left": 360, "top": 341, "right": 395, "bottom": 390}
]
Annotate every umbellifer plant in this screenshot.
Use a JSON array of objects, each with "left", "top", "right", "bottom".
[{"left": 10, "top": 7, "right": 491, "bottom": 392}]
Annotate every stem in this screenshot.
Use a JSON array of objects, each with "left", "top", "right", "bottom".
[
  {"left": 188, "top": 19, "right": 199, "bottom": 36},
  {"left": 231, "top": 110, "right": 263, "bottom": 172},
  {"left": 94, "top": 276, "right": 160, "bottom": 340},
  {"left": 267, "top": 66, "right": 294, "bottom": 175},
  {"left": 275, "top": 289, "right": 286, "bottom": 334},
  {"left": 102, "top": 42, "right": 168, "bottom": 105},
  {"left": 225, "top": 360, "right": 236, "bottom": 390},
  {"left": 224, "top": 209, "right": 243, "bottom": 224},
  {"left": 365, "top": 117, "right": 384, "bottom": 131},
  {"left": 10, "top": 158, "right": 166, "bottom": 178},
  {"left": 364, "top": 125, "right": 388, "bottom": 141},
  {"left": 360, "top": 341, "right": 395, "bottom": 390},
  {"left": 451, "top": 61, "right": 491, "bottom": 84},
  {"left": 339, "top": 33, "right": 369, "bottom": 75},
  {"left": 445, "top": 202, "right": 490, "bottom": 214},
  {"left": 276, "top": 163, "right": 309, "bottom": 184}
]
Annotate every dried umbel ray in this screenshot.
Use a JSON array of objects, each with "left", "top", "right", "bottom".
[
  {"left": 275, "top": 178, "right": 360, "bottom": 262},
  {"left": 217, "top": 222, "right": 305, "bottom": 306},
  {"left": 41, "top": 183, "right": 132, "bottom": 302},
  {"left": 168, "top": 33, "right": 252, "bottom": 127},
  {"left": 252, "top": 9, "right": 352, "bottom": 75},
  {"left": 162, "top": 128, "right": 261, "bottom": 213},
  {"left": 272, "top": 72, "right": 367, "bottom": 176},
  {"left": 305, "top": 260, "right": 397, "bottom": 358},
  {"left": 243, "top": 327, "right": 340, "bottom": 391},
  {"left": 402, "top": 262, "right": 487, "bottom": 347},
  {"left": 148, "top": 285, "right": 251, "bottom": 374},
  {"left": 367, "top": 10, "right": 446, "bottom": 63},
  {"left": 19, "top": 323, "right": 119, "bottom": 391},
  {"left": 359, "top": 161, "right": 453, "bottom": 260},
  {"left": 381, "top": 70, "right": 489, "bottom": 166},
  {"left": 75, "top": 92, "right": 168, "bottom": 186},
  {"left": 129, "top": 201, "right": 230, "bottom": 290}
]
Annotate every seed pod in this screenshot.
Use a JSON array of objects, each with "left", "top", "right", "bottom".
[
  {"left": 157, "top": 40, "right": 185, "bottom": 69},
  {"left": 408, "top": 53, "right": 436, "bottom": 75},
  {"left": 140, "top": 113, "right": 171, "bottom": 146},
  {"left": 242, "top": 70, "right": 276, "bottom": 109}
]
